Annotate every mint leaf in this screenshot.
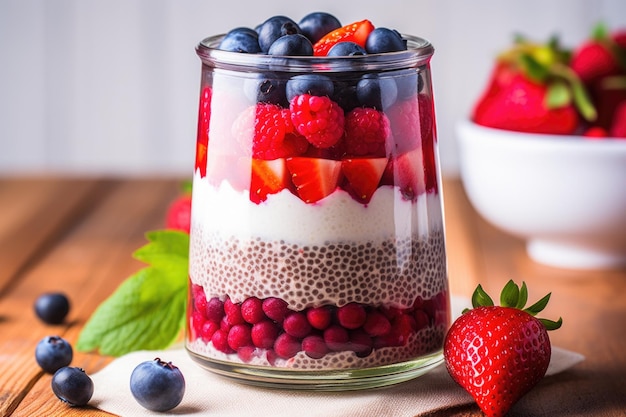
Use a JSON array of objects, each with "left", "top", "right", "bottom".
[{"left": 77, "top": 230, "right": 189, "bottom": 357}]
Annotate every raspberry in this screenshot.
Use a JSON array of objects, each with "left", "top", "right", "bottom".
[
  {"left": 336, "top": 302, "right": 367, "bottom": 329},
  {"left": 240, "top": 297, "right": 265, "bottom": 324},
  {"left": 290, "top": 94, "right": 345, "bottom": 148},
  {"left": 343, "top": 107, "right": 391, "bottom": 157},
  {"left": 262, "top": 297, "right": 289, "bottom": 323},
  {"left": 233, "top": 103, "right": 309, "bottom": 159},
  {"left": 227, "top": 323, "right": 253, "bottom": 350},
  {"left": 363, "top": 310, "right": 392, "bottom": 337},
  {"left": 386, "top": 96, "right": 421, "bottom": 155},
  {"left": 283, "top": 312, "right": 312, "bottom": 338},
  {"left": 251, "top": 320, "right": 279, "bottom": 349},
  {"left": 306, "top": 306, "right": 333, "bottom": 330},
  {"left": 302, "top": 335, "right": 329, "bottom": 359},
  {"left": 274, "top": 333, "right": 301, "bottom": 359}
]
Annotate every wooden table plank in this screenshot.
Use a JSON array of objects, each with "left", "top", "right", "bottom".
[{"left": 0, "top": 177, "right": 182, "bottom": 417}]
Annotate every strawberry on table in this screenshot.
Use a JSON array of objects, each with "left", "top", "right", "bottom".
[
  {"left": 444, "top": 280, "right": 562, "bottom": 417},
  {"left": 165, "top": 192, "right": 192, "bottom": 233},
  {"left": 313, "top": 19, "right": 375, "bottom": 56}
]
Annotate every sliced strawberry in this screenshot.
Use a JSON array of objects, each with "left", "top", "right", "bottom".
[
  {"left": 285, "top": 157, "right": 342, "bottom": 203},
  {"left": 206, "top": 153, "right": 248, "bottom": 191},
  {"left": 313, "top": 20, "right": 375, "bottom": 56},
  {"left": 341, "top": 158, "right": 387, "bottom": 203},
  {"left": 247, "top": 158, "right": 289, "bottom": 204},
  {"left": 195, "top": 87, "right": 212, "bottom": 177},
  {"left": 385, "top": 148, "right": 426, "bottom": 200}
]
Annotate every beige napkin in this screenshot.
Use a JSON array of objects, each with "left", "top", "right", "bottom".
[{"left": 90, "top": 297, "right": 584, "bottom": 417}]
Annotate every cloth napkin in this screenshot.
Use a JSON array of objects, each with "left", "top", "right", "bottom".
[{"left": 89, "top": 297, "right": 584, "bottom": 417}]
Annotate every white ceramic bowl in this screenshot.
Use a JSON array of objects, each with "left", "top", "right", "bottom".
[{"left": 456, "top": 120, "right": 626, "bottom": 270}]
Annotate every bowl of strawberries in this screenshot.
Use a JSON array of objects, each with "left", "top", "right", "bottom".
[{"left": 457, "top": 24, "right": 626, "bottom": 270}]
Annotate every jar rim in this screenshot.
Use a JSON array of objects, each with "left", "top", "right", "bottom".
[{"left": 196, "top": 34, "right": 434, "bottom": 72}]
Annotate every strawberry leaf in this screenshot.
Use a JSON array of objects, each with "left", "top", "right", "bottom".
[
  {"left": 76, "top": 230, "right": 189, "bottom": 356},
  {"left": 540, "top": 317, "right": 563, "bottom": 331},
  {"left": 546, "top": 81, "right": 572, "bottom": 109},
  {"left": 471, "top": 284, "right": 494, "bottom": 308},
  {"left": 524, "top": 292, "right": 552, "bottom": 316},
  {"left": 500, "top": 279, "right": 520, "bottom": 308},
  {"left": 515, "top": 282, "right": 529, "bottom": 309}
]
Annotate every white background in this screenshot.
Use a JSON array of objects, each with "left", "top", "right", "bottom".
[{"left": 1, "top": 0, "right": 625, "bottom": 177}]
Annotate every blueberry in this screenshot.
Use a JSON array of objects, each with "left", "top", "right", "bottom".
[
  {"left": 51, "top": 366, "right": 94, "bottom": 407},
  {"left": 35, "top": 336, "right": 73, "bottom": 374},
  {"left": 35, "top": 292, "right": 70, "bottom": 324},
  {"left": 365, "top": 27, "right": 407, "bottom": 53},
  {"left": 298, "top": 12, "right": 341, "bottom": 44},
  {"left": 286, "top": 74, "right": 334, "bottom": 102},
  {"left": 393, "top": 69, "right": 422, "bottom": 100},
  {"left": 244, "top": 74, "right": 288, "bottom": 106},
  {"left": 130, "top": 358, "right": 185, "bottom": 412},
  {"left": 332, "top": 80, "right": 360, "bottom": 111},
  {"left": 356, "top": 73, "right": 398, "bottom": 109},
  {"left": 257, "top": 16, "right": 301, "bottom": 53},
  {"left": 267, "top": 34, "right": 313, "bottom": 56},
  {"left": 219, "top": 28, "right": 261, "bottom": 53},
  {"left": 327, "top": 41, "right": 367, "bottom": 57}
]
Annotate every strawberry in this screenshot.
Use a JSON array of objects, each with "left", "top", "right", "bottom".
[
  {"left": 444, "top": 280, "right": 562, "bottom": 417},
  {"left": 341, "top": 157, "right": 387, "bottom": 203},
  {"left": 195, "top": 87, "right": 212, "bottom": 177},
  {"left": 165, "top": 194, "right": 192, "bottom": 233},
  {"left": 313, "top": 20, "right": 375, "bottom": 56},
  {"left": 285, "top": 157, "right": 342, "bottom": 203},
  {"left": 472, "top": 36, "right": 597, "bottom": 134},
  {"left": 383, "top": 148, "right": 426, "bottom": 200},
  {"left": 246, "top": 158, "right": 289, "bottom": 204},
  {"left": 571, "top": 23, "right": 625, "bottom": 83}
]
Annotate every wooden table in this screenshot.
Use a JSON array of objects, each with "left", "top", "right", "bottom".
[{"left": 0, "top": 176, "right": 624, "bottom": 416}]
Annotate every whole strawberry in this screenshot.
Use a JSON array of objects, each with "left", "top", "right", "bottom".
[
  {"left": 165, "top": 183, "right": 192, "bottom": 233},
  {"left": 444, "top": 280, "right": 562, "bottom": 417}
]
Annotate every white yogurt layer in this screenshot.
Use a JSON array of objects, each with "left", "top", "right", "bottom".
[{"left": 191, "top": 170, "right": 444, "bottom": 245}]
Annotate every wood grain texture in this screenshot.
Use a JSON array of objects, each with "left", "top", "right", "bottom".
[{"left": 0, "top": 176, "right": 624, "bottom": 417}]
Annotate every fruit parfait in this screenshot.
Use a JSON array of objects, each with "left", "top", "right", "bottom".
[{"left": 186, "top": 12, "right": 450, "bottom": 390}]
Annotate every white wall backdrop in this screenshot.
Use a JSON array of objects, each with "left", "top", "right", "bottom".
[{"left": 1, "top": 0, "right": 625, "bottom": 176}]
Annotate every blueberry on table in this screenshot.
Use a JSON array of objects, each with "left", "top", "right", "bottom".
[
  {"left": 298, "top": 12, "right": 342, "bottom": 43},
  {"left": 365, "top": 27, "right": 407, "bottom": 53},
  {"left": 51, "top": 366, "right": 94, "bottom": 407},
  {"left": 130, "top": 358, "right": 186, "bottom": 412},
  {"left": 219, "top": 28, "right": 261, "bottom": 53},
  {"left": 257, "top": 15, "right": 302, "bottom": 53},
  {"left": 267, "top": 33, "right": 313, "bottom": 56},
  {"left": 34, "top": 292, "right": 70, "bottom": 324},
  {"left": 35, "top": 335, "right": 73, "bottom": 374},
  {"left": 327, "top": 41, "right": 367, "bottom": 56},
  {"left": 286, "top": 74, "right": 334, "bottom": 102}
]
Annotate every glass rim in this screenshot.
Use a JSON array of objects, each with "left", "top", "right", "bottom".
[{"left": 196, "top": 34, "right": 434, "bottom": 72}]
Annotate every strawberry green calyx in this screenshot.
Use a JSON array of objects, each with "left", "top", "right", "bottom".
[{"left": 465, "top": 280, "right": 563, "bottom": 331}]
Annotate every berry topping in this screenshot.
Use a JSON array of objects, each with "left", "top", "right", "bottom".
[
  {"left": 289, "top": 94, "right": 345, "bottom": 148},
  {"left": 218, "top": 28, "right": 261, "bottom": 53},
  {"left": 313, "top": 19, "right": 375, "bottom": 56},
  {"left": 267, "top": 33, "right": 314, "bottom": 56},
  {"left": 257, "top": 16, "right": 302, "bottom": 53},
  {"left": 327, "top": 41, "right": 367, "bottom": 56},
  {"left": 343, "top": 107, "right": 391, "bottom": 157},
  {"left": 286, "top": 157, "right": 343, "bottom": 203},
  {"left": 365, "top": 27, "right": 407, "bottom": 53},
  {"left": 298, "top": 12, "right": 342, "bottom": 44},
  {"left": 233, "top": 103, "right": 309, "bottom": 160}
]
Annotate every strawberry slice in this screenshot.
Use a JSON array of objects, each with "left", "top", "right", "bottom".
[
  {"left": 385, "top": 148, "right": 426, "bottom": 200},
  {"left": 313, "top": 20, "right": 375, "bottom": 56},
  {"left": 341, "top": 158, "right": 387, "bottom": 203},
  {"left": 247, "top": 158, "right": 289, "bottom": 204},
  {"left": 285, "top": 157, "right": 342, "bottom": 203}
]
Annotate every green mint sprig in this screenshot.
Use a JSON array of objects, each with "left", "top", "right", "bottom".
[{"left": 76, "top": 230, "right": 189, "bottom": 357}]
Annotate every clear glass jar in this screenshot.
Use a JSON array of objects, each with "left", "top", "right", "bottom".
[{"left": 186, "top": 33, "right": 450, "bottom": 390}]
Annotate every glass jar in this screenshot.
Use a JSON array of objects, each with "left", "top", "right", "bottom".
[{"left": 186, "top": 33, "right": 450, "bottom": 390}]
